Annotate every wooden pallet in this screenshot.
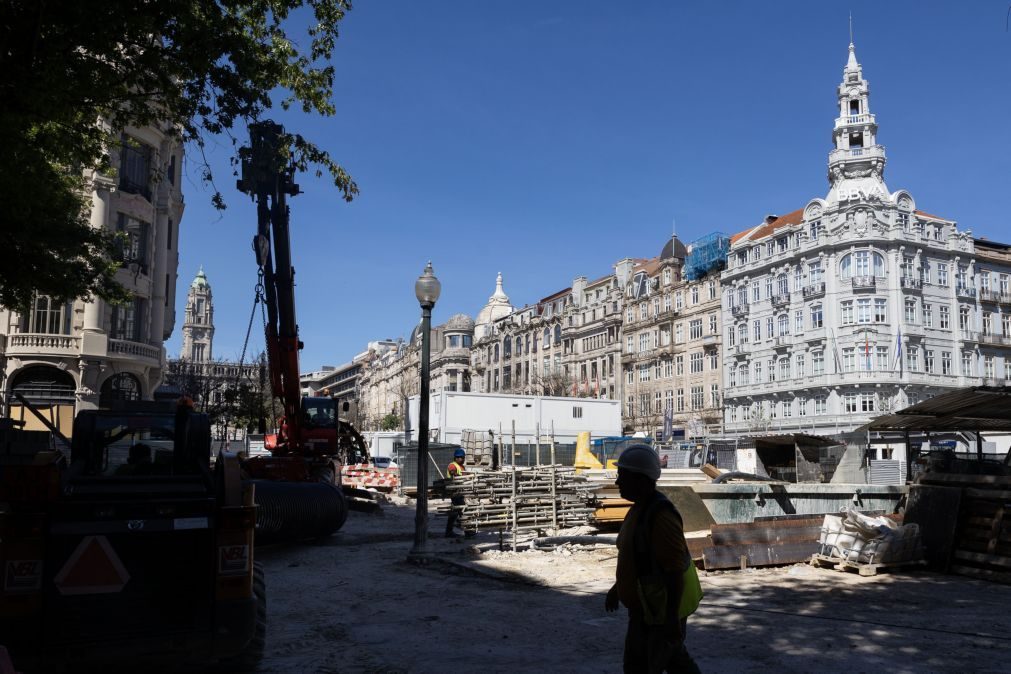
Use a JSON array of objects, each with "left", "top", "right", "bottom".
[{"left": 809, "top": 553, "right": 927, "bottom": 577}]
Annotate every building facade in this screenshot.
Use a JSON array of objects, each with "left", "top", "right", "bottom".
[
  {"left": 721, "top": 41, "right": 1011, "bottom": 438},
  {"left": 0, "top": 124, "right": 184, "bottom": 432},
  {"left": 621, "top": 236, "right": 726, "bottom": 436},
  {"left": 357, "top": 315, "right": 476, "bottom": 431}
]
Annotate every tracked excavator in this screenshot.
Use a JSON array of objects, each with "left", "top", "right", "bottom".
[{"left": 236, "top": 121, "right": 374, "bottom": 542}]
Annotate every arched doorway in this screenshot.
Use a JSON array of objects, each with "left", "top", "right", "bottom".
[
  {"left": 100, "top": 372, "right": 142, "bottom": 408},
  {"left": 8, "top": 365, "right": 77, "bottom": 436}
]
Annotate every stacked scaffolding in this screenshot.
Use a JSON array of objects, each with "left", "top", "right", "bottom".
[
  {"left": 435, "top": 466, "right": 596, "bottom": 541},
  {"left": 683, "top": 232, "right": 730, "bottom": 281}
]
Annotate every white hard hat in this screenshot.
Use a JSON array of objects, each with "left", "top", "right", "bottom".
[{"left": 616, "top": 444, "right": 661, "bottom": 481}]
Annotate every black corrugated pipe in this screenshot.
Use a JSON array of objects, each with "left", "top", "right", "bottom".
[{"left": 251, "top": 480, "right": 348, "bottom": 545}]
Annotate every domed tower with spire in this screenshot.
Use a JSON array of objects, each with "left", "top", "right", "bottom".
[
  {"left": 474, "top": 272, "right": 514, "bottom": 341},
  {"left": 181, "top": 266, "right": 214, "bottom": 363}
]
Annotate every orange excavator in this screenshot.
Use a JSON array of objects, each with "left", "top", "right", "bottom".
[{"left": 235, "top": 121, "right": 372, "bottom": 538}]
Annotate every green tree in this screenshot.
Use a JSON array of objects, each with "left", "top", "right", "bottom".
[
  {"left": 379, "top": 413, "right": 401, "bottom": 431},
  {"left": 0, "top": 0, "right": 358, "bottom": 311}
]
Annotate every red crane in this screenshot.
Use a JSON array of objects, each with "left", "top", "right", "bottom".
[{"left": 236, "top": 121, "right": 367, "bottom": 483}]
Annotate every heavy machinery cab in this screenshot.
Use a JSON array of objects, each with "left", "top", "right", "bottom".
[{"left": 0, "top": 404, "right": 263, "bottom": 672}]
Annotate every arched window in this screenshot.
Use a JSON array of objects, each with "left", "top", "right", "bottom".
[
  {"left": 100, "top": 372, "right": 141, "bottom": 407},
  {"left": 515, "top": 336, "right": 522, "bottom": 355},
  {"left": 777, "top": 314, "right": 789, "bottom": 336},
  {"left": 840, "top": 250, "right": 885, "bottom": 278},
  {"left": 543, "top": 327, "right": 551, "bottom": 346},
  {"left": 503, "top": 338, "right": 511, "bottom": 357},
  {"left": 10, "top": 365, "right": 76, "bottom": 405},
  {"left": 553, "top": 324, "right": 562, "bottom": 344}
]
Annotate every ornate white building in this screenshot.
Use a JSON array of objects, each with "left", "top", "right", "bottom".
[
  {"left": 721, "top": 41, "right": 1011, "bottom": 438},
  {"left": 0, "top": 124, "right": 184, "bottom": 432}
]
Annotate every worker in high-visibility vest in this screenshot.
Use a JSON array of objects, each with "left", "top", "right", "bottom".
[
  {"left": 445, "top": 448, "right": 473, "bottom": 538},
  {"left": 605, "top": 445, "right": 702, "bottom": 673}
]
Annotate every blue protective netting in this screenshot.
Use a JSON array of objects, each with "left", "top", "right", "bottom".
[{"left": 683, "top": 232, "right": 731, "bottom": 281}]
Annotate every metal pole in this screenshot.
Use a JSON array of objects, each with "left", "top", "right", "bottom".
[
  {"left": 498, "top": 422, "right": 504, "bottom": 468},
  {"left": 550, "top": 420, "right": 557, "bottom": 532},
  {"left": 511, "top": 420, "right": 518, "bottom": 551},
  {"left": 410, "top": 303, "right": 433, "bottom": 558},
  {"left": 976, "top": 429, "right": 984, "bottom": 472},
  {"left": 535, "top": 422, "right": 541, "bottom": 466}
]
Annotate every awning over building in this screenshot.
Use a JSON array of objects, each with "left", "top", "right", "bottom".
[{"left": 857, "top": 386, "right": 1011, "bottom": 433}]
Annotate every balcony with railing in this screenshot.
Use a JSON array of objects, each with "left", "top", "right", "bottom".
[
  {"left": 960, "top": 331, "right": 979, "bottom": 344},
  {"left": 979, "top": 332, "right": 1011, "bottom": 347},
  {"left": 956, "top": 286, "right": 977, "bottom": 300},
  {"left": 731, "top": 304, "right": 749, "bottom": 318},
  {"left": 900, "top": 276, "right": 923, "bottom": 291},
  {"left": 979, "top": 289, "right": 1010, "bottom": 304},
  {"left": 802, "top": 282, "right": 825, "bottom": 298},
  {"left": 850, "top": 276, "right": 876, "bottom": 290},
  {"left": 6, "top": 333, "right": 81, "bottom": 357},
  {"left": 109, "top": 338, "right": 162, "bottom": 363},
  {"left": 834, "top": 113, "right": 876, "bottom": 129},
  {"left": 773, "top": 335, "right": 792, "bottom": 349},
  {"left": 828, "top": 145, "right": 886, "bottom": 163},
  {"left": 771, "top": 294, "right": 790, "bottom": 308}
]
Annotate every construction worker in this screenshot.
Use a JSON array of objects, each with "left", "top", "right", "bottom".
[
  {"left": 445, "top": 448, "right": 473, "bottom": 538},
  {"left": 605, "top": 444, "right": 702, "bottom": 673}
]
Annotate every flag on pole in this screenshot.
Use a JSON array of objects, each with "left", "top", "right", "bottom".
[
  {"left": 892, "top": 329, "right": 903, "bottom": 373},
  {"left": 662, "top": 405, "right": 674, "bottom": 442},
  {"left": 830, "top": 328, "right": 843, "bottom": 373}
]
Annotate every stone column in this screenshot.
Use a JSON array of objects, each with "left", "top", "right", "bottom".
[{"left": 83, "top": 177, "right": 115, "bottom": 334}]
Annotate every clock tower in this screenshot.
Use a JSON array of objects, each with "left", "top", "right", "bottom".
[{"left": 181, "top": 266, "right": 214, "bottom": 363}]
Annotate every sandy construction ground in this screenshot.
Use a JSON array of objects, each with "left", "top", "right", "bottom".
[{"left": 255, "top": 498, "right": 1011, "bottom": 673}]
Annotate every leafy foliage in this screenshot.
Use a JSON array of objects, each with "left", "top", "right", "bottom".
[
  {"left": 0, "top": 0, "right": 358, "bottom": 310},
  {"left": 379, "top": 413, "right": 401, "bottom": 431}
]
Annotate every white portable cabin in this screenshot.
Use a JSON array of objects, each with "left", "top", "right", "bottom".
[
  {"left": 360, "top": 431, "right": 406, "bottom": 459},
  {"left": 407, "top": 391, "right": 621, "bottom": 446}
]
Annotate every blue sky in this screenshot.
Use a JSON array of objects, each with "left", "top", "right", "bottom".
[{"left": 168, "top": 1, "right": 1011, "bottom": 371}]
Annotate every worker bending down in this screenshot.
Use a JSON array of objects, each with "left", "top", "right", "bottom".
[
  {"left": 445, "top": 448, "right": 473, "bottom": 538},
  {"left": 605, "top": 445, "right": 702, "bottom": 673}
]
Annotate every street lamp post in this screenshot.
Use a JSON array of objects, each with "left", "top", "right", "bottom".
[{"left": 410, "top": 261, "right": 440, "bottom": 559}]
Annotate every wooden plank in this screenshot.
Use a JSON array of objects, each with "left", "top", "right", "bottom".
[
  {"left": 702, "top": 541, "right": 820, "bottom": 570},
  {"left": 951, "top": 564, "right": 1011, "bottom": 585},
  {"left": 711, "top": 525, "right": 822, "bottom": 547},
  {"left": 953, "top": 549, "right": 1011, "bottom": 569},
  {"left": 905, "top": 484, "right": 962, "bottom": 572}
]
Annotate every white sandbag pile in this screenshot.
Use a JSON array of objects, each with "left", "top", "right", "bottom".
[{"left": 819, "top": 508, "right": 923, "bottom": 564}]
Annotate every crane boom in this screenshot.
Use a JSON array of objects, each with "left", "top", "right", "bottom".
[{"left": 238, "top": 121, "right": 305, "bottom": 454}]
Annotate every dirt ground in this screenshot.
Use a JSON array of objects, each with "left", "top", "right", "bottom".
[{"left": 255, "top": 498, "right": 1011, "bottom": 673}]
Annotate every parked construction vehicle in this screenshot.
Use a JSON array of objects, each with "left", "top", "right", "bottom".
[
  {"left": 0, "top": 401, "right": 264, "bottom": 672},
  {"left": 235, "top": 120, "right": 375, "bottom": 538}
]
